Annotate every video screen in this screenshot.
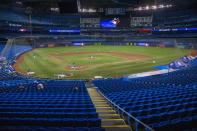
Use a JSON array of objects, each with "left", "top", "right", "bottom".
[
  {"left": 101, "top": 16, "right": 129, "bottom": 28},
  {"left": 100, "top": 18, "right": 120, "bottom": 28}
]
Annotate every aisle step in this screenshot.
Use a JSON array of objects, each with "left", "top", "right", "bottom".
[
  {"left": 95, "top": 105, "right": 109, "bottom": 107},
  {"left": 98, "top": 112, "right": 119, "bottom": 114},
  {"left": 99, "top": 114, "right": 119, "bottom": 116},
  {"left": 102, "top": 125, "right": 131, "bottom": 131},
  {"left": 102, "top": 119, "right": 124, "bottom": 121},
  {"left": 93, "top": 101, "right": 107, "bottom": 103},
  {"left": 102, "top": 119, "right": 126, "bottom": 126},
  {"left": 99, "top": 115, "right": 120, "bottom": 119},
  {"left": 102, "top": 125, "right": 130, "bottom": 128},
  {"left": 96, "top": 107, "right": 112, "bottom": 109},
  {"left": 87, "top": 85, "right": 131, "bottom": 131},
  {"left": 97, "top": 110, "right": 115, "bottom": 112}
]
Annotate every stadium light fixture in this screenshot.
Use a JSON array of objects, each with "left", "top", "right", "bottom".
[
  {"left": 16, "top": 1, "right": 23, "bottom": 5},
  {"left": 80, "top": 8, "right": 96, "bottom": 12},
  {"left": 159, "top": 4, "right": 164, "bottom": 8},
  {"left": 146, "top": 6, "right": 149, "bottom": 10},
  {"left": 138, "top": 7, "right": 142, "bottom": 10},
  {"left": 152, "top": 5, "right": 157, "bottom": 10},
  {"left": 133, "top": 4, "right": 173, "bottom": 11}
]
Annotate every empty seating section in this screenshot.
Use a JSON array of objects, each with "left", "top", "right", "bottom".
[
  {"left": 191, "top": 58, "right": 197, "bottom": 67},
  {"left": 153, "top": 9, "right": 197, "bottom": 37},
  {"left": 0, "top": 79, "right": 35, "bottom": 88},
  {"left": 0, "top": 42, "right": 5, "bottom": 52},
  {"left": 0, "top": 70, "right": 25, "bottom": 81},
  {"left": 131, "top": 66, "right": 197, "bottom": 86},
  {"left": 3, "top": 44, "right": 32, "bottom": 59},
  {"left": 0, "top": 42, "right": 32, "bottom": 76},
  {"left": 0, "top": 8, "right": 79, "bottom": 27},
  {"left": 0, "top": 80, "right": 104, "bottom": 131},
  {"left": 154, "top": 9, "right": 197, "bottom": 25},
  {"left": 93, "top": 65, "right": 197, "bottom": 130}
]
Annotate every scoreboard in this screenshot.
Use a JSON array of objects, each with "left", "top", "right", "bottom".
[{"left": 105, "top": 8, "right": 125, "bottom": 15}]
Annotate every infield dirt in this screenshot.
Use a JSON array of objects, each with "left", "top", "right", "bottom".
[{"left": 13, "top": 51, "right": 152, "bottom": 73}]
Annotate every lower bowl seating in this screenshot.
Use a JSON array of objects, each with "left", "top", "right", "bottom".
[
  {"left": 93, "top": 66, "right": 197, "bottom": 130},
  {"left": 0, "top": 80, "right": 104, "bottom": 130}
]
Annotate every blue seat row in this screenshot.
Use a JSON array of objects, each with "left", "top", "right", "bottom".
[
  {"left": 0, "top": 103, "right": 95, "bottom": 108},
  {"left": 0, "top": 80, "right": 102, "bottom": 129},
  {"left": 0, "top": 117, "right": 101, "bottom": 127},
  {"left": 0, "top": 112, "right": 98, "bottom": 118},
  {"left": 0, "top": 126, "right": 105, "bottom": 131}
]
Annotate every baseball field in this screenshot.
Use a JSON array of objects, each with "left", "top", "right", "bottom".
[{"left": 13, "top": 46, "right": 191, "bottom": 79}]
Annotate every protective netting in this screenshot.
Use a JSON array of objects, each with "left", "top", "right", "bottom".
[
  {"left": 0, "top": 38, "right": 34, "bottom": 72},
  {"left": 0, "top": 38, "right": 33, "bottom": 59}
]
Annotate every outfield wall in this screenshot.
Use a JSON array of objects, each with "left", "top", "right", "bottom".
[{"left": 31, "top": 37, "right": 197, "bottom": 49}]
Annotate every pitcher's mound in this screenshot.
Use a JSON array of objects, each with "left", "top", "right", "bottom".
[{"left": 85, "top": 56, "right": 100, "bottom": 60}]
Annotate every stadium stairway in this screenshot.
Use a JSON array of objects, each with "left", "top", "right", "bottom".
[{"left": 86, "top": 82, "right": 131, "bottom": 131}]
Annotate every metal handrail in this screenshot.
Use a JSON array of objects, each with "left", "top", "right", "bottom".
[{"left": 97, "top": 89, "right": 155, "bottom": 131}]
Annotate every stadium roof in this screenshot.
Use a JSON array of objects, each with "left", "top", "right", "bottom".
[
  {"left": 1, "top": 0, "right": 197, "bottom": 13},
  {"left": 2, "top": 0, "right": 197, "bottom": 6}
]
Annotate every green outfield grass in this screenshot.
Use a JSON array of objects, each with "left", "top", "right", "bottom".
[{"left": 18, "top": 46, "right": 191, "bottom": 79}]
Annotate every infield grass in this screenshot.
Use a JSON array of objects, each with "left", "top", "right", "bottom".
[{"left": 59, "top": 54, "right": 127, "bottom": 66}]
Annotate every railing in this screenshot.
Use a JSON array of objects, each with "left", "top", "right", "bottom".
[{"left": 97, "top": 89, "right": 155, "bottom": 131}]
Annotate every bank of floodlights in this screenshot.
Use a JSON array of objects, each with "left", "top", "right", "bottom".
[{"left": 134, "top": 4, "right": 173, "bottom": 11}]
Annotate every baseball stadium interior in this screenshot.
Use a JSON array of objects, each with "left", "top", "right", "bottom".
[{"left": 0, "top": 0, "right": 197, "bottom": 131}]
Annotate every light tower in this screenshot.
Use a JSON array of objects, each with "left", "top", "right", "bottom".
[{"left": 25, "top": 7, "right": 33, "bottom": 37}]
